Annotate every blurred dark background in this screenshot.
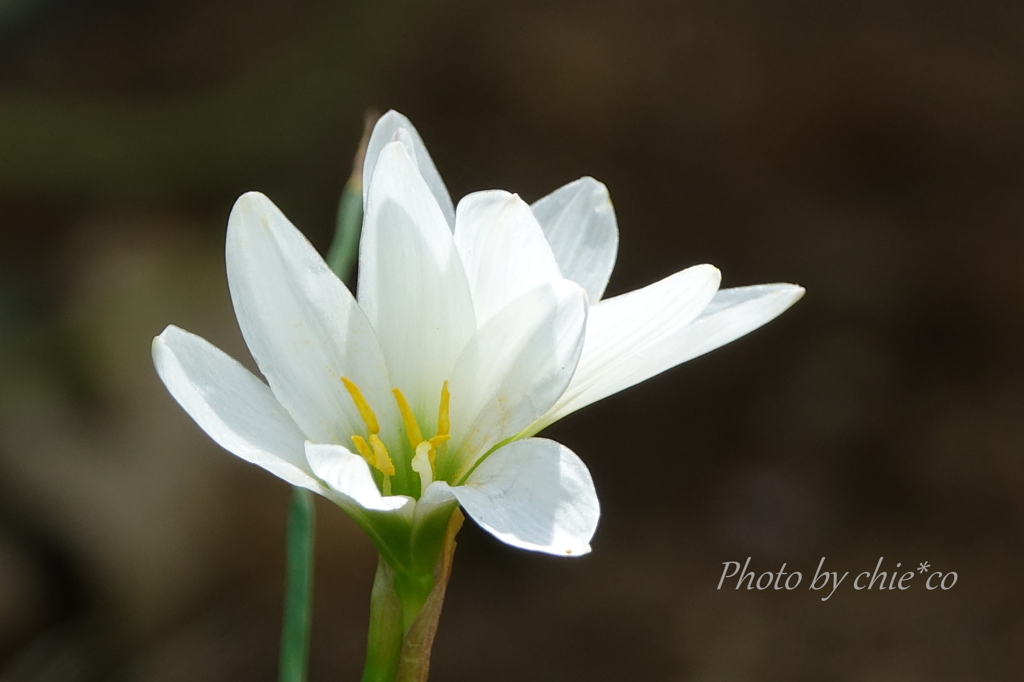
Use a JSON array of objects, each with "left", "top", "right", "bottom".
[{"left": 0, "top": 0, "right": 1022, "bottom": 680}]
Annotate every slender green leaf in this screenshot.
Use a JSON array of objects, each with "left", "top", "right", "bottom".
[
  {"left": 279, "top": 488, "right": 316, "bottom": 682},
  {"left": 278, "top": 111, "right": 375, "bottom": 682}
]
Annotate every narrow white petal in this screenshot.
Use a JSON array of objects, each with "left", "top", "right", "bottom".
[
  {"left": 359, "top": 141, "right": 476, "bottom": 421},
  {"left": 531, "top": 177, "right": 619, "bottom": 302},
  {"left": 672, "top": 283, "right": 806, "bottom": 357},
  {"left": 225, "top": 192, "right": 400, "bottom": 451},
  {"left": 538, "top": 279, "right": 804, "bottom": 429},
  {"left": 444, "top": 280, "right": 587, "bottom": 481},
  {"left": 444, "top": 438, "right": 599, "bottom": 557},
  {"left": 534, "top": 264, "right": 722, "bottom": 429},
  {"left": 305, "top": 442, "right": 410, "bottom": 512},
  {"left": 152, "top": 326, "right": 322, "bottom": 492},
  {"left": 362, "top": 110, "right": 455, "bottom": 230},
  {"left": 454, "top": 190, "right": 564, "bottom": 324}
]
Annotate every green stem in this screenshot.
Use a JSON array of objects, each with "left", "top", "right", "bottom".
[
  {"left": 361, "top": 559, "right": 405, "bottom": 682},
  {"left": 278, "top": 488, "right": 316, "bottom": 682},
  {"left": 362, "top": 510, "right": 464, "bottom": 682}
]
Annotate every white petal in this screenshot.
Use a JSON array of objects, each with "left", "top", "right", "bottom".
[
  {"left": 674, "top": 282, "right": 805, "bottom": 356},
  {"left": 359, "top": 141, "right": 476, "bottom": 420},
  {"left": 444, "top": 280, "right": 587, "bottom": 481},
  {"left": 442, "top": 438, "right": 599, "bottom": 557},
  {"left": 225, "top": 192, "right": 400, "bottom": 450},
  {"left": 454, "top": 190, "right": 564, "bottom": 324},
  {"left": 362, "top": 110, "right": 455, "bottom": 230},
  {"left": 152, "top": 326, "right": 322, "bottom": 492},
  {"left": 305, "top": 442, "right": 410, "bottom": 512},
  {"left": 531, "top": 177, "right": 619, "bottom": 302},
  {"left": 533, "top": 264, "right": 722, "bottom": 430}
]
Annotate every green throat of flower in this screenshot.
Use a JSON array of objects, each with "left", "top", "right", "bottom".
[{"left": 341, "top": 376, "right": 451, "bottom": 497}]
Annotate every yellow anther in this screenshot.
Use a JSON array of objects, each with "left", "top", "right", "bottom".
[
  {"left": 351, "top": 434, "right": 395, "bottom": 477},
  {"left": 350, "top": 435, "right": 374, "bottom": 464},
  {"left": 437, "top": 381, "right": 450, "bottom": 437},
  {"left": 369, "top": 434, "right": 395, "bottom": 476},
  {"left": 392, "top": 388, "right": 424, "bottom": 448},
  {"left": 341, "top": 377, "right": 379, "bottom": 434},
  {"left": 341, "top": 378, "right": 394, "bottom": 482}
]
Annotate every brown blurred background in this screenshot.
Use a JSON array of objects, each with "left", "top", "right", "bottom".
[{"left": 0, "top": 0, "right": 1022, "bottom": 680}]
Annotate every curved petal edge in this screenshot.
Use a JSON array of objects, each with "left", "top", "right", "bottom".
[
  {"left": 305, "top": 442, "right": 411, "bottom": 512},
  {"left": 536, "top": 280, "right": 804, "bottom": 429},
  {"left": 152, "top": 325, "right": 322, "bottom": 492},
  {"left": 445, "top": 438, "right": 599, "bottom": 557},
  {"left": 531, "top": 177, "right": 619, "bottom": 302},
  {"left": 362, "top": 110, "right": 456, "bottom": 230}
]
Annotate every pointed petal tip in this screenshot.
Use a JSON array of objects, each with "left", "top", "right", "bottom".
[
  {"left": 695, "top": 263, "right": 722, "bottom": 283},
  {"left": 377, "top": 109, "right": 409, "bottom": 125},
  {"left": 579, "top": 176, "right": 610, "bottom": 196},
  {"left": 671, "top": 263, "right": 722, "bottom": 292},
  {"left": 369, "top": 111, "right": 415, "bottom": 146},
  {"left": 151, "top": 325, "right": 321, "bottom": 492},
  {"left": 363, "top": 109, "right": 455, "bottom": 231},
  {"left": 154, "top": 323, "right": 182, "bottom": 339},
  {"left": 150, "top": 337, "right": 164, "bottom": 365},
  {"left": 530, "top": 177, "right": 619, "bottom": 301},
  {"left": 769, "top": 282, "right": 806, "bottom": 307},
  {"left": 226, "top": 191, "right": 280, "bottom": 242},
  {"left": 231, "top": 190, "right": 271, "bottom": 213},
  {"left": 151, "top": 332, "right": 166, "bottom": 358},
  {"left": 566, "top": 175, "right": 606, "bottom": 190},
  {"left": 152, "top": 324, "right": 187, "bottom": 359}
]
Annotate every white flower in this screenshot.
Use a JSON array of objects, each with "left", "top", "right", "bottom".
[{"left": 152, "top": 111, "right": 803, "bottom": 569}]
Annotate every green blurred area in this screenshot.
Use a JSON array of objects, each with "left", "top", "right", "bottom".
[
  {"left": 1, "top": 0, "right": 1023, "bottom": 680},
  {"left": 0, "top": 1, "right": 387, "bottom": 200}
]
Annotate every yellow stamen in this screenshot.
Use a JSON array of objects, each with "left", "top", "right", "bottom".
[
  {"left": 369, "top": 434, "right": 395, "bottom": 476},
  {"left": 350, "top": 435, "right": 374, "bottom": 464},
  {"left": 353, "top": 431, "right": 395, "bottom": 478},
  {"left": 340, "top": 377, "right": 394, "bottom": 482},
  {"left": 437, "top": 381, "right": 450, "bottom": 437},
  {"left": 392, "top": 388, "right": 424, "bottom": 448},
  {"left": 341, "top": 377, "right": 380, "bottom": 434}
]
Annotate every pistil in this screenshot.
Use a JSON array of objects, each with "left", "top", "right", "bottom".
[{"left": 393, "top": 382, "right": 452, "bottom": 494}]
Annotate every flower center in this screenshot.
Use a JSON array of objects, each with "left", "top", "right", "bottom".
[{"left": 341, "top": 377, "right": 451, "bottom": 496}]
